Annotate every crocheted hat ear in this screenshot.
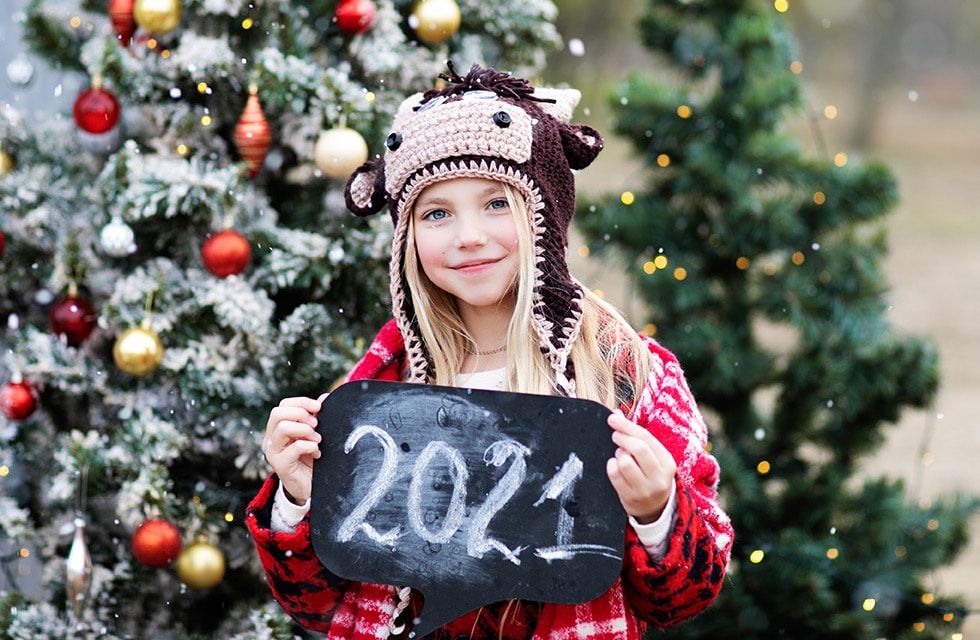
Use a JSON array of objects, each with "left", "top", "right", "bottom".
[
  {"left": 531, "top": 87, "right": 580, "bottom": 123},
  {"left": 559, "top": 123, "right": 604, "bottom": 170},
  {"left": 344, "top": 157, "right": 388, "bottom": 217}
]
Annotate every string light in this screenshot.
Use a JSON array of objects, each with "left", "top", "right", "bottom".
[
  {"left": 673, "top": 267, "right": 687, "bottom": 281},
  {"left": 242, "top": 17, "right": 254, "bottom": 29},
  {"left": 70, "top": 16, "right": 82, "bottom": 28},
  {"left": 789, "top": 60, "right": 803, "bottom": 74},
  {"left": 653, "top": 255, "right": 668, "bottom": 269},
  {"left": 773, "top": 0, "right": 789, "bottom": 13},
  {"left": 656, "top": 154, "right": 670, "bottom": 167},
  {"left": 577, "top": 244, "right": 589, "bottom": 258},
  {"left": 824, "top": 105, "right": 838, "bottom": 119},
  {"left": 736, "top": 256, "right": 750, "bottom": 270},
  {"left": 791, "top": 251, "right": 805, "bottom": 265},
  {"left": 834, "top": 152, "right": 848, "bottom": 167},
  {"left": 643, "top": 261, "right": 656, "bottom": 275},
  {"left": 813, "top": 191, "right": 826, "bottom": 205},
  {"left": 756, "top": 460, "right": 770, "bottom": 474},
  {"left": 826, "top": 547, "right": 839, "bottom": 559},
  {"left": 749, "top": 549, "right": 765, "bottom": 563},
  {"left": 676, "top": 104, "right": 692, "bottom": 119},
  {"left": 621, "top": 191, "right": 635, "bottom": 205},
  {"left": 862, "top": 598, "right": 876, "bottom": 612}
]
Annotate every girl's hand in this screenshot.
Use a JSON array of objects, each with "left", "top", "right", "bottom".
[
  {"left": 606, "top": 410, "right": 677, "bottom": 524},
  {"left": 262, "top": 393, "right": 328, "bottom": 505}
]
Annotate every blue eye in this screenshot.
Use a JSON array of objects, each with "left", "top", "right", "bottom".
[
  {"left": 488, "top": 199, "right": 509, "bottom": 210},
  {"left": 423, "top": 209, "right": 448, "bottom": 221}
]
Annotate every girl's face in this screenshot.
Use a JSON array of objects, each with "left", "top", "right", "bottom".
[{"left": 412, "top": 177, "right": 520, "bottom": 317}]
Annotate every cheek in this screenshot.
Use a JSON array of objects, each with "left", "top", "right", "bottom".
[{"left": 413, "top": 233, "right": 443, "bottom": 276}]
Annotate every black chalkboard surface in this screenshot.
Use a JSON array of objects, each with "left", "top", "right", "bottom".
[{"left": 309, "top": 380, "right": 626, "bottom": 637}]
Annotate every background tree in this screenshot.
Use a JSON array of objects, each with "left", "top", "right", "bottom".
[
  {"left": 0, "top": 0, "right": 561, "bottom": 637},
  {"left": 576, "top": 1, "right": 979, "bottom": 638}
]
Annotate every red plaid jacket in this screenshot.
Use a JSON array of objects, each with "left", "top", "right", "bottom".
[{"left": 246, "top": 319, "right": 732, "bottom": 639}]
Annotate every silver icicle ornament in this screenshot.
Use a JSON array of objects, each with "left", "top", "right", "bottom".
[{"left": 65, "top": 516, "right": 93, "bottom": 619}]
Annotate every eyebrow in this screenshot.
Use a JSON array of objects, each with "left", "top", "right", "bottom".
[{"left": 414, "top": 185, "right": 506, "bottom": 210}]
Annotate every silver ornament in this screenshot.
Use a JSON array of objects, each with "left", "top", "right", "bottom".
[
  {"left": 100, "top": 216, "right": 137, "bottom": 257},
  {"left": 78, "top": 124, "right": 124, "bottom": 155},
  {"left": 65, "top": 517, "right": 92, "bottom": 619}
]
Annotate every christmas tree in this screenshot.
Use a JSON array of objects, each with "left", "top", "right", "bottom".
[
  {"left": 576, "top": 1, "right": 979, "bottom": 639},
  {"left": 0, "top": 0, "right": 561, "bottom": 637}
]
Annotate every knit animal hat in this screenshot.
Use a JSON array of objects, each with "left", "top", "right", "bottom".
[{"left": 344, "top": 63, "right": 603, "bottom": 395}]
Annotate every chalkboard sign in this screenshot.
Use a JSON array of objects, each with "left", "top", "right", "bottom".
[{"left": 310, "top": 380, "right": 626, "bottom": 637}]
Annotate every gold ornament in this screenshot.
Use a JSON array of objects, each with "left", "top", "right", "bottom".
[
  {"left": 0, "top": 149, "right": 13, "bottom": 175},
  {"left": 175, "top": 538, "right": 225, "bottom": 590},
  {"left": 410, "top": 0, "right": 460, "bottom": 44},
  {"left": 314, "top": 127, "right": 368, "bottom": 179},
  {"left": 133, "top": 0, "right": 181, "bottom": 34},
  {"left": 113, "top": 319, "right": 164, "bottom": 376}
]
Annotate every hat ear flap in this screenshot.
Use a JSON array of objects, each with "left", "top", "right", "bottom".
[
  {"left": 344, "top": 157, "right": 388, "bottom": 217},
  {"left": 559, "top": 123, "right": 604, "bottom": 170}
]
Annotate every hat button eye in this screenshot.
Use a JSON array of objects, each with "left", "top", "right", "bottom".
[
  {"left": 386, "top": 132, "right": 403, "bottom": 151},
  {"left": 492, "top": 111, "right": 511, "bottom": 128}
]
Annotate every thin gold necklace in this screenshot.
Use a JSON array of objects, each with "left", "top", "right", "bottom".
[{"left": 464, "top": 343, "right": 507, "bottom": 356}]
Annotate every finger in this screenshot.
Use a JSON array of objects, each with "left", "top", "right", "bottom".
[
  {"left": 263, "top": 417, "right": 322, "bottom": 456},
  {"left": 608, "top": 412, "right": 676, "bottom": 473},
  {"left": 607, "top": 410, "right": 656, "bottom": 441}
]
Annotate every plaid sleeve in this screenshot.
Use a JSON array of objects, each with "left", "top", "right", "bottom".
[
  {"left": 246, "top": 475, "right": 350, "bottom": 633},
  {"left": 619, "top": 340, "right": 733, "bottom": 629}
]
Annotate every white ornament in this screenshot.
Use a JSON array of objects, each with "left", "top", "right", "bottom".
[
  {"left": 100, "top": 216, "right": 137, "bottom": 257},
  {"left": 6, "top": 54, "right": 35, "bottom": 87},
  {"left": 314, "top": 127, "right": 368, "bottom": 180}
]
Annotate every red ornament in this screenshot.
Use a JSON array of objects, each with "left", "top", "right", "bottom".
[
  {"left": 233, "top": 86, "right": 272, "bottom": 178},
  {"left": 1, "top": 379, "right": 37, "bottom": 421},
  {"left": 202, "top": 229, "right": 252, "bottom": 278},
  {"left": 0, "top": 229, "right": 5, "bottom": 258},
  {"left": 73, "top": 84, "right": 121, "bottom": 135},
  {"left": 131, "top": 518, "right": 183, "bottom": 568},
  {"left": 49, "top": 293, "right": 98, "bottom": 346},
  {"left": 108, "top": 0, "right": 136, "bottom": 46},
  {"left": 335, "top": 0, "right": 376, "bottom": 34}
]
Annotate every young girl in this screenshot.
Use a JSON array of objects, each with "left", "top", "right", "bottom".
[{"left": 247, "top": 63, "right": 733, "bottom": 639}]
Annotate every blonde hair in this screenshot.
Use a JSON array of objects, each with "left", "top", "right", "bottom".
[{"left": 403, "top": 181, "right": 651, "bottom": 413}]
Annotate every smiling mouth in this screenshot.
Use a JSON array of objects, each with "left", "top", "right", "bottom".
[{"left": 452, "top": 258, "right": 499, "bottom": 270}]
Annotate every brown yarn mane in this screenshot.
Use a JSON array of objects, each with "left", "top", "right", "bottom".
[{"left": 417, "top": 60, "right": 556, "bottom": 108}]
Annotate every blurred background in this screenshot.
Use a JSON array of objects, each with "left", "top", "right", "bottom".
[
  {"left": 546, "top": 0, "right": 980, "bottom": 634},
  {"left": 2, "top": 0, "right": 977, "bottom": 634}
]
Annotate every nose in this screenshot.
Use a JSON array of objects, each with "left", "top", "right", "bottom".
[{"left": 453, "top": 212, "right": 487, "bottom": 248}]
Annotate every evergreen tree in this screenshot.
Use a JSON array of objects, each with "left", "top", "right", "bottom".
[
  {"left": 0, "top": 0, "right": 560, "bottom": 637},
  {"left": 577, "top": 1, "right": 979, "bottom": 638}
]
